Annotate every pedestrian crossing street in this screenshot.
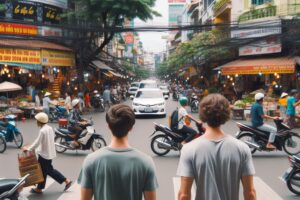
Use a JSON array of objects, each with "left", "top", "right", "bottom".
[{"left": 20, "top": 176, "right": 284, "bottom": 200}]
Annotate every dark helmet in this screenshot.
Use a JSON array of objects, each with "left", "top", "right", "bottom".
[{"left": 290, "top": 89, "right": 298, "bottom": 96}]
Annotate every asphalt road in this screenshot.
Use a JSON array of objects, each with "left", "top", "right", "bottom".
[{"left": 0, "top": 98, "right": 299, "bottom": 200}]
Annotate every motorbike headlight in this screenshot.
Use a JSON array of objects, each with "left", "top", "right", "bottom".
[{"left": 133, "top": 102, "right": 140, "bottom": 106}]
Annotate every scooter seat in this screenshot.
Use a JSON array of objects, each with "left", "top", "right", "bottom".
[
  {"left": 58, "top": 128, "right": 72, "bottom": 135},
  {"left": 0, "top": 179, "right": 18, "bottom": 194}
]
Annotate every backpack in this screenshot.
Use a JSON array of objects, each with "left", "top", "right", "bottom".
[{"left": 169, "top": 109, "right": 182, "bottom": 131}]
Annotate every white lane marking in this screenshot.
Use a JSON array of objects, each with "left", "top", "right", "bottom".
[
  {"left": 57, "top": 181, "right": 81, "bottom": 200},
  {"left": 173, "top": 176, "right": 283, "bottom": 200},
  {"left": 254, "top": 177, "right": 283, "bottom": 200},
  {"left": 173, "top": 177, "right": 196, "bottom": 200},
  {"left": 21, "top": 177, "right": 55, "bottom": 197}
]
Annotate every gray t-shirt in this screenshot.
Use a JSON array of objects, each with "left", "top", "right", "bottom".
[
  {"left": 177, "top": 135, "right": 255, "bottom": 200},
  {"left": 78, "top": 147, "right": 158, "bottom": 200}
]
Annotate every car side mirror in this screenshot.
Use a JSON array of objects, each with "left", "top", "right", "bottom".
[
  {"left": 164, "top": 95, "right": 169, "bottom": 100},
  {"left": 130, "top": 95, "right": 134, "bottom": 100}
]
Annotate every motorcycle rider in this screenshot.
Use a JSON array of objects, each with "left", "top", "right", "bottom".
[
  {"left": 251, "top": 93, "right": 278, "bottom": 149},
  {"left": 68, "top": 99, "right": 87, "bottom": 147},
  {"left": 43, "top": 92, "right": 56, "bottom": 116},
  {"left": 177, "top": 97, "right": 201, "bottom": 146},
  {"left": 286, "top": 89, "right": 300, "bottom": 128}
]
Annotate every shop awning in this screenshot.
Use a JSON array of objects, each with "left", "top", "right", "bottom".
[
  {"left": 220, "top": 57, "right": 296, "bottom": 75},
  {"left": 0, "top": 62, "right": 42, "bottom": 70},
  {"left": 92, "top": 60, "right": 113, "bottom": 70},
  {"left": 0, "top": 39, "right": 72, "bottom": 51},
  {"left": 109, "top": 70, "right": 123, "bottom": 78}
]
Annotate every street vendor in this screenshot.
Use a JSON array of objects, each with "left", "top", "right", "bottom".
[
  {"left": 286, "top": 89, "right": 300, "bottom": 128},
  {"left": 42, "top": 92, "right": 56, "bottom": 116}
]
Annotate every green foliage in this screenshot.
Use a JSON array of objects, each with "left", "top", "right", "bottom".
[{"left": 157, "top": 30, "right": 231, "bottom": 77}]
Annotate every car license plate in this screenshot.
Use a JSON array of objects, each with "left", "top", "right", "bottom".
[
  {"left": 280, "top": 167, "right": 293, "bottom": 183},
  {"left": 144, "top": 108, "right": 153, "bottom": 112}
]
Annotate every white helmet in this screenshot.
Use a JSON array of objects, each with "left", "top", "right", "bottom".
[
  {"left": 44, "top": 92, "right": 51, "bottom": 97},
  {"left": 72, "top": 99, "right": 80, "bottom": 107},
  {"left": 255, "top": 93, "right": 264, "bottom": 101},
  {"left": 93, "top": 90, "right": 98, "bottom": 94},
  {"left": 35, "top": 112, "right": 48, "bottom": 123}
]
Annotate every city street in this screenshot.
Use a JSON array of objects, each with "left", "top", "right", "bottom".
[{"left": 0, "top": 99, "right": 299, "bottom": 200}]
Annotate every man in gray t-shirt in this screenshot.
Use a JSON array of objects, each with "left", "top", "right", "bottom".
[
  {"left": 177, "top": 94, "right": 256, "bottom": 200},
  {"left": 78, "top": 105, "right": 158, "bottom": 200}
]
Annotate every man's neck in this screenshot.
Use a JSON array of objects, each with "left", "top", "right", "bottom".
[
  {"left": 203, "top": 126, "right": 226, "bottom": 140},
  {"left": 109, "top": 135, "right": 130, "bottom": 149}
]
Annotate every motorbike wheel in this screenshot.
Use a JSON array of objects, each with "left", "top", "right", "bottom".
[
  {"left": 287, "top": 169, "right": 300, "bottom": 195},
  {"left": 55, "top": 136, "right": 67, "bottom": 153},
  {"left": 191, "top": 102, "right": 198, "bottom": 113},
  {"left": 91, "top": 137, "right": 107, "bottom": 152},
  {"left": 13, "top": 132, "right": 23, "bottom": 148},
  {"left": 237, "top": 132, "right": 257, "bottom": 154},
  {"left": 283, "top": 134, "right": 300, "bottom": 155},
  {"left": 0, "top": 137, "right": 6, "bottom": 153},
  {"left": 151, "top": 134, "right": 171, "bottom": 156}
]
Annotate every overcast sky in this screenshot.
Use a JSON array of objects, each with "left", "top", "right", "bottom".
[{"left": 134, "top": 0, "right": 169, "bottom": 53}]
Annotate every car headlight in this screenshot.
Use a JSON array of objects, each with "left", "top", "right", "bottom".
[
  {"left": 157, "top": 102, "right": 165, "bottom": 106},
  {"left": 133, "top": 102, "right": 140, "bottom": 106}
]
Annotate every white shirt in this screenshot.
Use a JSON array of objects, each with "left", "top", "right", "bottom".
[
  {"left": 28, "top": 124, "right": 56, "bottom": 160},
  {"left": 43, "top": 97, "right": 54, "bottom": 110},
  {"left": 178, "top": 107, "right": 188, "bottom": 129},
  {"left": 65, "top": 96, "right": 72, "bottom": 109}
]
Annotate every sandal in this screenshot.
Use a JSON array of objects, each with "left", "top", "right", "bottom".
[
  {"left": 64, "top": 180, "right": 73, "bottom": 191},
  {"left": 30, "top": 188, "right": 43, "bottom": 194}
]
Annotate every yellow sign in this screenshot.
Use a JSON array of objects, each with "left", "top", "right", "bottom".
[
  {"left": 42, "top": 50, "right": 75, "bottom": 67},
  {"left": 0, "top": 48, "right": 40, "bottom": 64}
]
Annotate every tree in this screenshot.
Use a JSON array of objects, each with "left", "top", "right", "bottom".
[{"left": 157, "top": 29, "right": 232, "bottom": 80}]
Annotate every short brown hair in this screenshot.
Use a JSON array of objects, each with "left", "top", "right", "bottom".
[
  {"left": 199, "top": 94, "right": 230, "bottom": 128},
  {"left": 106, "top": 104, "right": 135, "bottom": 138}
]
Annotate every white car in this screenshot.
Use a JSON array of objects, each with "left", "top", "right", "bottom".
[
  {"left": 128, "top": 82, "right": 140, "bottom": 96},
  {"left": 139, "top": 80, "right": 158, "bottom": 89},
  {"left": 132, "top": 88, "right": 167, "bottom": 117}
]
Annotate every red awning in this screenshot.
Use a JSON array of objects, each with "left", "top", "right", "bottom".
[
  {"left": 220, "top": 57, "right": 296, "bottom": 75},
  {"left": 0, "top": 39, "right": 72, "bottom": 51}
]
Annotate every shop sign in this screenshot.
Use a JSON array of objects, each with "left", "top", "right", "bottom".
[
  {"left": 222, "top": 65, "right": 295, "bottom": 75},
  {"left": 38, "top": 26, "right": 62, "bottom": 37},
  {"left": 239, "top": 37, "right": 282, "bottom": 56},
  {"left": 43, "top": 4, "right": 62, "bottom": 24},
  {"left": 125, "top": 33, "right": 134, "bottom": 44},
  {"left": 12, "top": 1, "right": 37, "bottom": 22},
  {"left": 27, "top": 0, "right": 67, "bottom": 9},
  {"left": 41, "top": 50, "right": 75, "bottom": 67},
  {"left": 0, "top": 48, "right": 40, "bottom": 64},
  {"left": 0, "top": 22, "right": 38, "bottom": 36},
  {"left": 168, "top": 0, "right": 186, "bottom": 3},
  {"left": 231, "top": 20, "right": 281, "bottom": 39}
]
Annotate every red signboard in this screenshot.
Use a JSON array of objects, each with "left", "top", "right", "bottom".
[
  {"left": 0, "top": 23, "right": 38, "bottom": 36},
  {"left": 168, "top": 0, "right": 186, "bottom": 3},
  {"left": 125, "top": 33, "right": 134, "bottom": 44}
]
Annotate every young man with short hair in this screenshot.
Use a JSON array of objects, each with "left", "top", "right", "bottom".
[
  {"left": 78, "top": 104, "right": 158, "bottom": 200},
  {"left": 177, "top": 94, "right": 256, "bottom": 200}
]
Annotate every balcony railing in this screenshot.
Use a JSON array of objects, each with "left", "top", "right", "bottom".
[
  {"left": 213, "top": 0, "right": 231, "bottom": 13},
  {"left": 238, "top": 5, "right": 277, "bottom": 22}
]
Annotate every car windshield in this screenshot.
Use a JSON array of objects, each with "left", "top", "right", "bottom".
[
  {"left": 139, "top": 83, "right": 157, "bottom": 88},
  {"left": 131, "top": 83, "right": 139, "bottom": 87},
  {"left": 136, "top": 91, "right": 163, "bottom": 98}
]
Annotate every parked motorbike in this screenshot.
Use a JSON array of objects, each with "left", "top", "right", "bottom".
[
  {"left": 91, "top": 94, "right": 105, "bottom": 112},
  {"left": 190, "top": 93, "right": 199, "bottom": 113},
  {"left": 54, "top": 119, "right": 106, "bottom": 153},
  {"left": 49, "top": 105, "right": 68, "bottom": 122},
  {"left": 0, "top": 115, "right": 23, "bottom": 149},
  {"left": 150, "top": 119, "right": 205, "bottom": 156},
  {"left": 281, "top": 155, "right": 300, "bottom": 195},
  {"left": 0, "top": 131, "right": 6, "bottom": 153},
  {"left": 172, "top": 91, "right": 179, "bottom": 101},
  {"left": 0, "top": 174, "right": 29, "bottom": 200},
  {"left": 236, "top": 119, "right": 300, "bottom": 155}
]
